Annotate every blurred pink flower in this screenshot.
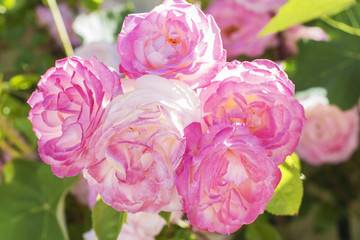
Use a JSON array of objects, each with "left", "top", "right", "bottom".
[
  {"left": 117, "top": 0, "right": 226, "bottom": 88},
  {"left": 200, "top": 60, "right": 305, "bottom": 165},
  {"left": 296, "top": 100, "right": 359, "bottom": 165},
  {"left": 84, "top": 75, "right": 200, "bottom": 213},
  {"left": 177, "top": 122, "right": 281, "bottom": 234},
  {"left": 83, "top": 212, "right": 166, "bottom": 240},
  {"left": 28, "top": 56, "right": 122, "bottom": 177},
  {"left": 36, "top": 2, "right": 81, "bottom": 47},
  {"left": 205, "top": 0, "right": 276, "bottom": 58},
  {"left": 234, "top": 0, "right": 287, "bottom": 12},
  {"left": 282, "top": 24, "right": 329, "bottom": 55}
]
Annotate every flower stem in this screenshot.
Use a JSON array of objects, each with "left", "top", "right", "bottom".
[
  {"left": 0, "top": 117, "right": 35, "bottom": 159},
  {"left": 46, "top": 0, "right": 74, "bottom": 56}
]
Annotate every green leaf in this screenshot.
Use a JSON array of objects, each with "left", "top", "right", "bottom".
[
  {"left": 92, "top": 199, "right": 127, "bottom": 240},
  {"left": 159, "top": 211, "right": 172, "bottom": 225},
  {"left": 0, "top": 160, "right": 78, "bottom": 240},
  {"left": 266, "top": 153, "right": 304, "bottom": 215},
  {"left": 286, "top": 22, "right": 360, "bottom": 110},
  {"left": 73, "top": 3, "right": 133, "bottom": 44},
  {"left": 9, "top": 74, "right": 39, "bottom": 90},
  {"left": 81, "top": 0, "right": 103, "bottom": 11},
  {"left": 321, "top": 3, "right": 360, "bottom": 37},
  {"left": 260, "top": 0, "right": 356, "bottom": 35},
  {"left": 245, "top": 215, "right": 282, "bottom": 240}
]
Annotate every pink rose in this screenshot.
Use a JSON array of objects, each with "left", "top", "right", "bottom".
[
  {"left": 28, "top": 56, "right": 122, "bottom": 177},
  {"left": 83, "top": 212, "right": 166, "bottom": 240},
  {"left": 200, "top": 60, "right": 305, "bottom": 165},
  {"left": 177, "top": 123, "right": 281, "bottom": 234},
  {"left": 296, "top": 102, "right": 359, "bottom": 165},
  {"left": 84, "top": 75, "right": 200, "bottom": 213},
  {"left": 205, "top": 0, "right": 276, "bottom": 58},
  {"left": 117, "top": 0, "right": 226, "bottom": 88},
  {"left": 210, "top": 59, "right": 295, "bottom": 95},
  {"left": 235, "top": 0, "right": 287, "bottom": 13}
]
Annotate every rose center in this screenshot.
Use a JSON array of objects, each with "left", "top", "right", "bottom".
[
  {"left": 167, "top": 37, "right": 181, "bottom": 44},
  {"left": 223, "top": 25, "right": 240, "bottom": 37}
]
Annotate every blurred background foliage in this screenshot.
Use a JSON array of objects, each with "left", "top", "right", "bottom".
[{"left": 0, "top": 0, "right": 359, "bottom": 239}]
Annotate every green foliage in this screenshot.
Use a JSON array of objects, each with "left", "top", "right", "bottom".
[
  {"left": 321, "top": 3, "right": 360, "bottom": 37},
  {"left": 173, "top": 229, "right": 196, "bottom": 240},
  {"left": 81, "top": 0, "right": 103, "bottom": 11},
  {"left": 286, "top": 21, "right": 360, "bottom": 110},
  {"left": 0, "top": 0, "right": 57, "bottom": 80},
  {"left": 159, "top": 211, "right": 172, "bottom": 225},
  {"left": 0, "top": 0, "right": 26, "bottom": 12},
  {"left": 92, "top": 199, "right": 127, "bottom": 240},
  {"left": 73, "top": 3, "right": 133, "bottom": 44},
  {"left": 0, "top": 160, "right": 78, "bottom": 240},
  {"left": 313, "top": 202, "right": 339, "bottom": 233},
  {"left": 0, "top": 94, "right": 30, "bottom": 118},
  {"left": 245, "top": 215, "right": 282, "bottom": 240},
  {"left": 65, "top": 194, "right": 92, "bottom": 240},
  {"left": 13, "top": 117, "right": 38, "bottom": 147},
  {"left": 261, "top": 0, "right": 356, "bottom": 35},
  {"left": 266, "top": 154, "right": 304, "bottom": 215},
  {"left": 9, "top": 74, "right": 39, "bottom": 90}
]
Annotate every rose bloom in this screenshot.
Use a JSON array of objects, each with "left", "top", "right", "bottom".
[
  {"left": 234, "top": 0, "right": 287, "bottom": 13},
  {"left": 296, "top": 100, "right": 359, "bottom": 165},
  {"left": 200, "top": 60, "right": 305, "bottom": 165},
  {"left": 211, "top": 59, "right": 295, "bottom": 95},
  {"left": 117, "top": 0, "right": 226, "bottom": 88},
  {"left": 83, "top": 212, "right": 166, "bottom": 240},
  {"left": 205, "top": 0, "right": 276, "bottom": 58},
  {"left": 177, "top": 122, "right": 281, "bottom": 234},
  {"left": 28, "top": 56, "right": 122, "bottom": 177},
  {"left": 84, "top": 75, "right": 200, "bottom": 213}
]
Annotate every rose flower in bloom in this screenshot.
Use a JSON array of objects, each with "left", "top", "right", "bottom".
[
  {"left": 28, "top": 57, "right": 122, "bottom": 177},
  {"left": 296, "top": 91, "right": 359, "bottom": 165},
  {"left": 177, "top": 122, "right": 281, "bottom": 234},
  {"left": 200, "top": 60, "right": 305, "bottom": 166},
  {"left": 117, "top": 0, "right": 226, "bottom": 88},
  {"left": 84, "top": 75, "right": 200, "bottom": 213}
]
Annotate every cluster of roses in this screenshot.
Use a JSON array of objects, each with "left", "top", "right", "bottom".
[{"left": 28, "top": 0, "right": 305, "bottom": 234}]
